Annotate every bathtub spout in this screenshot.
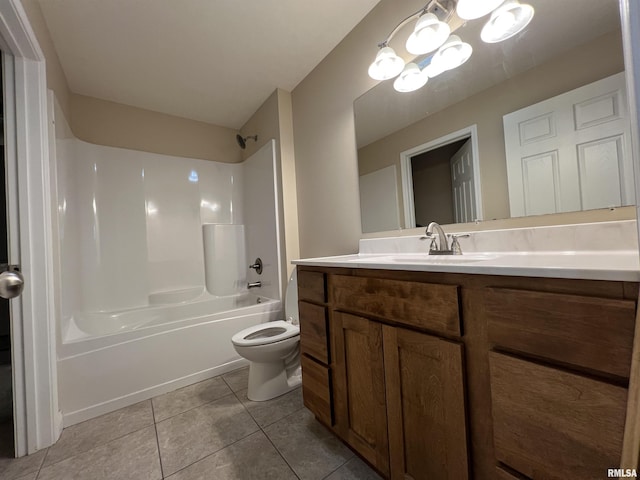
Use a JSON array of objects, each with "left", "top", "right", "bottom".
[{"left": 247, "top": 281, "right": 262, "bottom": 289}]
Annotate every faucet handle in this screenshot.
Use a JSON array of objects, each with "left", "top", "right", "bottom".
[
  {"left": 448, "top": 234, "right": 470, "bottom": 255},
  {"left": 420, "top": 232, "right": 440, "bottom": 252}
]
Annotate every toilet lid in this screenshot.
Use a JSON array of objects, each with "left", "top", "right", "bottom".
[{"left": 232, "top": 320, "right": 300, "bottom": 347}]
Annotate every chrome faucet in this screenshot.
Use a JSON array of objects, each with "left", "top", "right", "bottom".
[
  {"left": 422, "top": 222, "right": 470, "bottom": 255},
  {"left": 424, "top": 222, "right": 451, "bottom": 254}
]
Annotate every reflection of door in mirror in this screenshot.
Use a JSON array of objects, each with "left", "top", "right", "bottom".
[
  {"left": 399, "top": 125, "right": 482, "bottom": 230},
  {"left": 504, "top": 72, "right": 633, "bottom": 217},
  {"left": 411, "top": 138, "right": 468, "bottom": 227}
]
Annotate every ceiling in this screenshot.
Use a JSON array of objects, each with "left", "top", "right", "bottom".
[{"left": 38, "top": 0, "right": 382, "bottom": 129}]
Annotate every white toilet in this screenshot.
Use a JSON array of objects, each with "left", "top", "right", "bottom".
[{"left": 231, "top": 268, "right": 301, "bottom": 401}]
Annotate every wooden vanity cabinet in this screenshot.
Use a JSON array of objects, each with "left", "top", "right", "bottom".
[
  {"left": 382, "top": 325, "right": 468, "bottom": 480},
  {"left": 296, "top": 266, "right": 639, "bottom": 480},
  {"left": 484, "top": 286, "right": 636, "bottom": 479},
  {"left": 332, "top": 312, "right": 389, "bottom": 476},
  {"left": 297, "top": 270, "right": 333, "bottom": 426},
  {"left": 331, "top": 310, "right": 469, "bottom": 480},
  {"left": 298, "top": 268, "right": 470, "bottom": 479}
]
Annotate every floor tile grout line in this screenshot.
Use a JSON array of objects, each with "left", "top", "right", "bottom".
[
  {"left": 156, "top": 374, "right": 258, "bottom": 478},
  {"left": 150, "top": 401, "right": 165, "bottom": 479},
  {"left": 259, "top": 420, "right": 302, "bottom": 480},
  {"left": 36, "top": 445, "right": 50, "bottom": 477},
  {"left": 232, "top": 386, "right": 306, "bottom": 429},
  {"left": 158, "top": 428, "right": 261, "bottom": 479},
  {"left": 220, "top": 367, "right": 248, "bottom": 393},
  {"left": 251, "top": 392, "right": 307, "bottom": 480},
  {"left": 159, "top": 388, "right": 299, "bottom": 479},
  {"left": 35, "top": 418, "right": 155, "bottom": 471},
  {"left": 320, "top": 457, "right": 352, "bottom": 480},
  {"left": 33, "top": 445, "right": 49, "bottom": 480},
  {"left": 153, "top": 390, "right": 236, "bottom": 424},
  {"left": 151, "top": 368, "right": 246, "bottom": 423}
]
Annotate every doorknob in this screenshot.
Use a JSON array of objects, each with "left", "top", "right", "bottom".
[{"left": 0, "top": 266, "right": 24, "bottom": 299}]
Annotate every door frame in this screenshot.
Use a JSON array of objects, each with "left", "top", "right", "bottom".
[
  {"left": 620, "top": 0, "right": 640, "bottom": 469},
  {"left": 399, "top": 124, "right": 483, "bottom": 229},
  {"left": 0, "top": 0, "right": 60, "bottom": 456}
]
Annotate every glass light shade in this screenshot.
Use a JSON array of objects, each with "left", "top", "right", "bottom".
[
  {"left": 456, "top": 0, "right": 505, "bottom": 20},
  {"left": 393, "top": 63, "right": 428, "bottom": 92},
  {"left": 368, "top": 46, "right": 405, "bottom": 80},
  {"left": 405, "top": 13, "right": 451, "bottom": 55},
  {"left": 432, "top": 35, "right": 473, "bottom": 71},
  {"left": 481, "top": 0, "right": 534, "bottom": 43}
]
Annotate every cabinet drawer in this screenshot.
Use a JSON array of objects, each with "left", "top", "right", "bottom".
[
  {"left": 301, "top": 355, "right": 333, "bottom": 426},
  {"left": 299, "top": 301, "right": 329, "bottom": 364},
  {"left": 298, "top": 270, "right": 326, "bottom": 304},
  {"left": 489, "top": 352, "right": 627, "bottom": 479},
  {"left": 486, "top": 287, "right": 636, "bottom": 378},
  {"left": 331, "top": 275, "right": 461, "bottom": 336}
]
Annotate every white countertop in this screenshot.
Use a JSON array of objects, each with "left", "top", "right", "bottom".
[{"left": 293, "top": 250, "right": 640, "bottom": 282}]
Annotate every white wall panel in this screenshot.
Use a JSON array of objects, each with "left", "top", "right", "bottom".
[{"left": 243, "top": 140, "right": 282, "bottom": 301}]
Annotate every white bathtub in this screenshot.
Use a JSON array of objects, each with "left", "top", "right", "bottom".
[{"left": 57, "top": 292, "right": 282, "bottom": 426}]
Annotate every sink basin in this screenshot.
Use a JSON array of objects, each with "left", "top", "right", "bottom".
[{"left": 349, "top": 253, "right": 499, "bottom": 264}]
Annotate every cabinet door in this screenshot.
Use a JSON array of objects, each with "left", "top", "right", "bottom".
[
  {"left": 383, "top": 325, "right": 469, "bottom": 480},
  {"left": 332, "top": 312, "right": 389, "bottom": 476}
]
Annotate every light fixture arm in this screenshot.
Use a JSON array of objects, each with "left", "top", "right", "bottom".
[{"left": 376, "top": 0, "right": 457, "bottom": 49}]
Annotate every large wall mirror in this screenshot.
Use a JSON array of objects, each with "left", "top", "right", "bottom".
[{"left": 355, "top": 0, "right": 631, "bottom": 234}]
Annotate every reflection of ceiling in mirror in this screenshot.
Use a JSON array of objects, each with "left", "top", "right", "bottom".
[{"left": 354, "top": 0, "right": 621, "bottom": 148}]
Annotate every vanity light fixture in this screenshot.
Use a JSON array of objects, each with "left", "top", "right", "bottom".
[
  {"left": 370, "top": 0, "right": 534, "bottom": 93},
  {"left": 481, "top": 0, "right": 535, "bottom": 43},
  {"left": 368, "top": 46, "right": 406, "bottom": 80},
  {"left": 431, "top": 35, "right": 472, "bottom": 71},
  {"left": 406, "top": 13, "right": 451, "bottom": 55},
  {"left": 393, "top": 62, "right": 429, "bottom": 92}
]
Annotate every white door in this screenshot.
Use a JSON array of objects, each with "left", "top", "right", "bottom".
[
  {"left": 504, "top": 72, "right": 633, "bottom": 217},
  {"left": 450, "top": 139, "right": 477, "bottom": 223}
]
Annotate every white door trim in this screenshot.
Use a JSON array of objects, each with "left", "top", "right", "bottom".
[
  {"left": 0, "top": 0, "right": 61, "bottom": 456},
  {"left": 400, "top": 124, "right": 483, "bottom": 228}
]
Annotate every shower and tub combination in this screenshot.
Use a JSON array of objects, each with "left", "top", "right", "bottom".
[{"left": 51, "top": 102, "right": 285, "bottom": 426}]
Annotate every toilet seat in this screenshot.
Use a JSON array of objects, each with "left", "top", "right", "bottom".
[{"left": 232, "top": 320, "right": 300, "bottom": 347}]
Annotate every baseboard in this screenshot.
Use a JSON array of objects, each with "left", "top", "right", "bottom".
[{"left": 62, "top": 358, "right": 248, "bottom": 427}]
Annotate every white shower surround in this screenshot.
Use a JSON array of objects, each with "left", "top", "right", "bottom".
[{"left": 52, "top": 102, "right": 283, "bottom": 425}]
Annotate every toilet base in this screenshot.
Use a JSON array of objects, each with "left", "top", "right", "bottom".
[{"left": 247, "top": 362, "right": 302, "bottom": 401}]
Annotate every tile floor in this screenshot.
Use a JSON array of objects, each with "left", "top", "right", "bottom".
[{"left": 0, "top": 367, "right": 382, "bottom": 480}]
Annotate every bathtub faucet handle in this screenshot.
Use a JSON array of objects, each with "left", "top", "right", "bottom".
[
  {"left": 247, "top": 281, "right": 262, "bottom": 289},
  {"left": 249, "top": 257, "right": 263, "bottom": 275}
]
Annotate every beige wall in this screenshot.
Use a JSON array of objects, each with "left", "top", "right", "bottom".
[
  {"left": 292, "top": 0, "right": 430, "bottom": 257},
  {"left": 70, "top": 94, "right": 242, "bottom": 162},
  {"left": 241, "top": 89, "right": 300, "bottom": 279},
  {"left": 21, "top": 0, "right": 72, "bottom": 119},
  {"left": 24, "top": 0, "right": 245, "bottom": 164},
  {"left": 358, "top": 31, "right": 624, "bottom": 223}
]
